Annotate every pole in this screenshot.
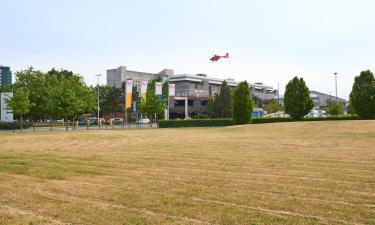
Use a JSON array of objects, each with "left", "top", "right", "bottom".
[
  {"left": 277, "top": 82, "right": 280, "bottom": 105},
  {"left": 95, "top": 74, "right": 102, "bottom": 128},
  {"left": 334, "top": 72, "right": 338, "bottom": 101}
]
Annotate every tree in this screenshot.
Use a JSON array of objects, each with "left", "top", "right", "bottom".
[
  {"left": 232, "top": 81, "right": 252, "bottom": 125},
  {"left": 6, "top": 88, "right": 32, "bottom": 132},
  {"left": 140, "top": 77, "right": 165, "bottom": 123},
  {"left": 326, "top": 102, "right": 344, "bottom": 116},
  {"left": 207, "top": 81, "right": 232, "bottom": 118},
  {"left": 349, "top": 70, "right": 375, "bottom": 119},
  {"left": 284, "top": 77, "right": 314, "bottom": 120},
  {"left": 13, "top": 67, "right": 49, "bottom": 120},
  {"left": 265, "top": 99, "right": 280, "bottom": 114},
  {"left": 98, "top": 85, "right": 121, "bottom": 116}
]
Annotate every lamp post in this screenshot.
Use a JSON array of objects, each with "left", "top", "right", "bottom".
[
  {"left": 95, "top": 74, "right": 102, "bottom": 127},
  {"left": 334, "top": 72, "right": 338, "bottom": 101}
]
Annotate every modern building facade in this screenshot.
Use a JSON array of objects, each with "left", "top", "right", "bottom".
[
  {"left": 279, "top": 90, "right": 346, "bottom": 110},
  {"left": 169, "top": 74, "right": 277, "bottom": 118},
  {"left": 309, "top": 90, "right": 346, "bottom": 110},
  {"left": 107, "top": 66, "right": 174, "bottom": 90},
  {"left": 0, "top": 66, "right": 12, "bottom": 88}
]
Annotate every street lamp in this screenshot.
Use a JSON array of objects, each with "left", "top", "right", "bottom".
[
  {"left": 334, "top": 72, "right": 338, "bottom": 101},
  {"left": 95, "top": 74, "right": 102, "bottom": 127}
]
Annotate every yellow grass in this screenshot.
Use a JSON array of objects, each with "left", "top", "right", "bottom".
[{"left": 0, "top": 121, "right": 374, "bottom": 225}]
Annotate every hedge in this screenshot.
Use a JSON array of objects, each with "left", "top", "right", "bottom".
[
  {"left": 158, "top": 119, "right": 233, "bottom": 128},
  {"left": 0, "top": 121, "right": 32, "bottom": 130},
  {"left": 251, "top": 115, "right": 361, "bottom": 124}
]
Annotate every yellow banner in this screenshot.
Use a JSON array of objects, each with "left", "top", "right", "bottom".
[
  {"left": 126, "top": 93, "right": 132, "bottom": 108},
  {"left": 141, "top": 93, "right": 146, "bottom": 104}
]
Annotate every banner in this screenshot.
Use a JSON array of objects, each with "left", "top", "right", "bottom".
[
  {"left": 141, "top": 81, "right": 148, "bottom": 103},
  {"left": 155, "top": 82, "right": 162, "bottom": 96},
  {"left": 125, "top": 80, "right": 133, "bottom": 109},
  {"left": 168, "top": 83, "right": 175, "bottom": 97},
  {"left": 1, "top": 93, "right": 13, "bottom": 122}
]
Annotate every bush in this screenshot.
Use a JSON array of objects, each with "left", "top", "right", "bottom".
[
  {"left": 251, "top": 115, "right": 361, "bottom": 124},
  {"left": 0, "top": 121, "right": 32, "bottom": 130},
  {"left": 159, "top": 119, "right": 233, "bottom": 128}
]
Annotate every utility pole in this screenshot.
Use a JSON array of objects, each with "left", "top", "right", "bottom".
[
  {"left": 95, "top": 74, "right": 102, "bottom": 128},
  {"left": 334, "top": 72, "right": 338, "bottom": 101},
  {"left": 277, "top": 82, "right": 280, "bottom": 105}
]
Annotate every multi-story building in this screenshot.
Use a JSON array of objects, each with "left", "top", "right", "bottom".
[
  {"left": 107, "top": 66, "right": 174, "bottom": 90},
  {"left": 169, "top": 74, "right": 276, "bottom": 118},
  {"left": 0, "top": 66, "right": 12, "bottom": 88}
]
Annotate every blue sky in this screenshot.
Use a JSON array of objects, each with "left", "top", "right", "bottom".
[{"left": 1, "top": 0, "right": 375, "bottom": 98}]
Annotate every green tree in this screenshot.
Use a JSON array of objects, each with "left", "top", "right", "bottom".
[
  {"left": 265, "top": 99, "right": 280, "bottom": 114},
  {"left": 284, "top": 77, "right": 314, "bottom": 120},
  {"left": 326, "top": 102, "right": 344, "bottom": 115},
  {"left": 6, "top": 88, "right": 32, "bottom": 132},
  {"left": 98, "top": 85, "right": 121, "bottom": 116},
  {"left": 13, "top": 67, "right": 48, "bottom": 120},
  {"left": 207, "top": 81, "right": 232, "bottom": 118},
  {"left": 232, "top": 81, "right": 252, "bottom": 124},
  {"left": 349, "top": 70, "right": 375, "bottom": 119},
  {"left": 140, "top": 77, "right": 165, "bottom": 123}
]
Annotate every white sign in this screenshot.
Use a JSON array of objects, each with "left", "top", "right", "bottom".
[
  {"left": 168, "top": 84, "right": 175, "bottom": 97},
  {"left": 141, "top": 81, "right": 148, "bottom": 94},
  {"left": 155, "top": 82, "right": 162, "bottom": 96},
  {"left": 1, "top": 92, "right": 13, "bottom": 122},
  {"left": 126, "top": 80, "right": 133, "bottom": 94}
]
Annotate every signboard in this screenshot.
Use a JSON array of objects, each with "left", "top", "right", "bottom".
[
  {"left": 141, "top": 81, "right": 148, "bottom": 103},
  {"left": 1, "top": 93, "right": 13, "bottom": 122},
  {"left": 168, "top": 84, "right": 175, "bottom": 97},
  {"left": 155, "top": 82, "right": 162, "bottom": 96},
  {"left": 125, "top": 80, "right": 133, "bottom": 108}
]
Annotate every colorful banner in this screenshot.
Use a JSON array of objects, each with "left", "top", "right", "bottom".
[
  {"left": 168, "top": 83, "right": 175, "bottom": 97},
  {"left": 125, "top": 80, "right": 133, "bottom": 109},
  {"left": 155, "top": 82, "right": 162, "bottom": 96},
  {"left": 141, "top": 80, "right": 148, "bottom": 103}
]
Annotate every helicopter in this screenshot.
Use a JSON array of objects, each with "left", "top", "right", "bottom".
[{"left": 210, "top": 53, "right": 229, "bottom": 62}]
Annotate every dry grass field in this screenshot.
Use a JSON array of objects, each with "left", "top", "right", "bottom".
[{"left": 0, "top": 121, "right": 374, "bottom": 225}]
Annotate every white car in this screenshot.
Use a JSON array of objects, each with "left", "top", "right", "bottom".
[{"left": 138, "top": 118, "right": 150, "bottom": 124}]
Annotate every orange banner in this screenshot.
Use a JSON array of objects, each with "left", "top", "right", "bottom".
[{"left": 126, "top": 93, "right": 132, "bottom": 108}]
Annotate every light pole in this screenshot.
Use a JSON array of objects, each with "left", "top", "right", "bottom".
[
  {"left": 334, "top": 72, "right": 338, "bottom": 101},
  {"left": 95, "top": 74, "right": 102, "bottom": 127}
]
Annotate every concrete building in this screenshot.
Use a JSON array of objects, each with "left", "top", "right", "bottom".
[
  {"left": 0, "top": 66, "right": 12, "bottom": 88},
  {"left": 169, "top": 74, "right": 276, "bottom": 118},
  {"left": 309, "top": 90, "right": 346, "bottom": 110},
  {"left": 107, "top": 66, "right": 174, "bottom": 90},
  {"left": 279, "top": 90, "right": 346, "bottom": 110}
]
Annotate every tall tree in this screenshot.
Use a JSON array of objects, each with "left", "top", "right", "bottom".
[
  {"left": 13, "top": 67, "right": 48, "bottom": 120},
  {"left": 207, "top": 81, "right": 232, "bottom": 118},
  {"left": 140, "top": 77, "right": 165, "bottom": 122},
  {"left": 6, "top": 88, "right": 32, "bottom": 132},
  {"left": 98, "top": 85, "right": 121, "bottom": 116},
  {"left": 232, "top": 81, "right": 252, "bottom": 124},
  {"left": 284, "top": 77, "right": 314, "bottom": 120},
  {"left": 349, "top": 70, "right": 375, "bottom": 119}
]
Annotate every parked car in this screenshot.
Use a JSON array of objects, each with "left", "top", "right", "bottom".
[
  {"left": 111, "top": 118, "right": 124, "bottom": 125},
  {"left": 138, "top": 118, "right": 150, "bottom": 124}
]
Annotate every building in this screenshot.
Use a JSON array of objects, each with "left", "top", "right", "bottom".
[
  {"left": 279, "top": 90, "right": 346, "bottom": 110},
  {"left": 169, "top": 74, "right": 276, "bottom": 118},
  {"left": 310, "top": 90, "right": 346, "bottom": 110},
  {"left": 0, "top": 66, "right": 13, "bottom": 122},
  {"left": 0, "top": 66, "right": 12, "bottom": 88},
  {"left": 107, "top": 66, "right": 174, "bottom": 90}
]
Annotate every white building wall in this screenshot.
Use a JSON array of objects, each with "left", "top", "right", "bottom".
[{"left": 1, "top": 92, "right": 13, "bottom": 122}]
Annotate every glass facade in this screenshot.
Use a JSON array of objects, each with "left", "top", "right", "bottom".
[{"left": 0, "top": 66, "right": 12, "bottom": 88}]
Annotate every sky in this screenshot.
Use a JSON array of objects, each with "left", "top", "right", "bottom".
[{"left": 1, "top": 0, "right": 375, "bottom": 99}]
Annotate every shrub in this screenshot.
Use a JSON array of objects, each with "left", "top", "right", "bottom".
[
  {"left": 0, "top": 121, "right": 32, "bottom": 130},
  {"left": 251, "top": 115, "right": 361, "bottom": 124},
  {"left": 158, "top": 119, "right": 233, "bottom": 128}
]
